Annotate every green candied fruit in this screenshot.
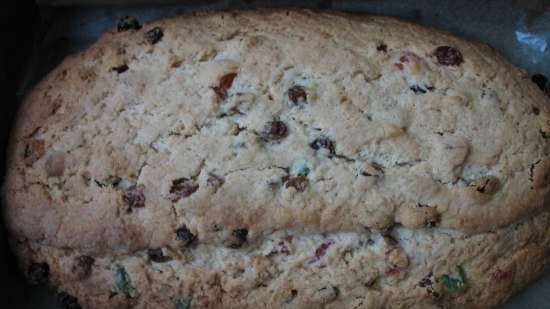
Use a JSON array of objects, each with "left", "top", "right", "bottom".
[
  {"left": 441, "top": 266, "right": 467, "bottom": 293},
  {"left": 113, "top": 265, "right": 134, "bottom": 297},
  {"left": 174, "top": 298, "right": 191, "bottom": 309},
  {"left": 290, "top": 159, "right": 311, "bottom": 177}
]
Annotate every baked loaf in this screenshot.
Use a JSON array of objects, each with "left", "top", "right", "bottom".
[{"left": 3, "top": 9, "right": 550, "bottom": 309}]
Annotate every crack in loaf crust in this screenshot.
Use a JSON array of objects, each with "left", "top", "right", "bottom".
[{"left": 2, "top": 9, "right": 550, "bottom": 309}]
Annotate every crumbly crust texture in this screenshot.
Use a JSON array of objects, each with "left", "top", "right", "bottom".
[{"left": 3, "top": 9, "right": 550, "bottom": 309}]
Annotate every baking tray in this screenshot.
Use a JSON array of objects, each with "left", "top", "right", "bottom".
[{"left": 2, "top": 1, "right": 550, "bottom": 308}]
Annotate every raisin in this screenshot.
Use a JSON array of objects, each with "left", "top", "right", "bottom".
[
  {"left": 117, "top": 16, "right": 142, "bottom": 32},
  {"left": 309, "top": 240, "right": 334, "bottom": 263},
  {"left": 310, "top": 137, "right": 335, "bottom": 156},
  {"left": 57, "top": 292, "right": 82, "bottom": 309},
  {"left": 79, "top": 255, "right": 95, "bottom": 268},
  {"left": 418, "top": 272, "right": 433, "bottom": 288},
  {"left": 288, "top": 86, "right": 307, "bottom": 105},
  {"left": 531, "top": 74, "right": 548, "bottom": 91},
  {"left": 169, "top": 178, "right": 199, "bottom": 202},
  {"left": 425, "top": 216, "right": 439, "bottom": 228},
  {"left": 394, "top": 63, "right": 404, "bottom": 71},
  {"left": 285, "top": 289, "right": 298, "bottom": 303},
  {"left": 176, "top": 225, "right": 197, "bottom": 246},
  {"left": 28, "top": 262, "right": 49, "bottom": 285},
  {"left": 376, "top": 43, "right": 388, "bottom": 52},
  {"left": 229, "top": 228, "right": 248, "bottom": 249},
  {"left": 434, "top": 46, "right": 464, "bottom": 66},
  {"left": 111, "top": 64, "right": 129, "bottom": 74},
  {"left": 261, "top": 120, "right": 288, "bottom": 142},
  {"left": 147, "top": 248, "right": 172, "bottom": 263},
  {"left": 283, "top": 176, "right": 309, "bottom": 192},
  {"left": 533, "top": 107, "right": 540, "bottom": 115},
  {"left": 489, "top": 269, "right": 513, "bottom": 283},
  {"left": 72, "top": 255, "right": 95, "bottom": 278},
  {"left": 409, "top": 85, "right": 434, "bottom": 94},
  {"left": 145, "top": 27, "right": 163, "bottom": 44},
  {"left": 123, "top": 184, "right": 146, "bottom": 208},
  {"left": 278, "top": 241, "right": 291, "bottom": 255},
  {"left": 212, "top": 73, "right": 237, "bottom": 100}
]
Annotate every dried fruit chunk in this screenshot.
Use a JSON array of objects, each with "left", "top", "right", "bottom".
[
  {"left": 489, "top": 268, "right": 514, "bottom": 283},
  {"left": 72, "top": 255, "right": 95, "bottom": 279},
  {"left": 145, "top": 27, "right": 163, "bottom": 44},
  {"left": 212, "top": 73, "right": 237, "bottom": 100},
  {"left": 309, "top": 240, "right": 334, "bottom": 263},
  {"left": 123, "top": 184, "right": 146, "bottom": 208},
  {"left": 147, "top": 248, "right": 173, "bottom": 263},
  {"left": 434, "top": 46, "right": 464, "bottom": 66},
  {"left": 310, "top": 137, "right": 335, "bottom": 156},
  {"left": 441, "top": 266, "right": 467, "bottom": 293},
  {"left": 113, "top": 265, "right": 134, "bottom": 297},
  {"left": 57, "top": 292, "right": 82, "bottom": 309},
  {"left": 409, "top": 85, "right": 435, "bottom": 94},
  {"left": 111, "top": 64, "right": 129, "bottom": 74},
  {"left": 23, "top": 139, "right": 45, "bottom": 166},
  {"left": 228, "top": 228, "right": 248, "bottom": 249},
  {"left": 283, "top": 175, "right": 309, "bottom": 192},
  {"left": 28, "top": 262, "right": 49, "bottom": 285},
  {"left": 418, "top": 272, "right": 440, "bottom": 298},
  {"left": 176, "top": 225, "right": 197, "bottom": 246},
  {"left": 261, "top": 120, "right": 288, "bottom": 142},
  {"left": 376, "top": 43, "right": 388, "bottom": 52},
  {"left": 169, "top": 178, "right": 199, "bottom": 202},
  {"left": 174, "top": 298, "right": 192, "bottom": 309},
  {"left": 117, "top": 16, "right": 142, "bottom": 32},
  {"left": 288, "top": 85, "right": 307, "bottom": 105}
]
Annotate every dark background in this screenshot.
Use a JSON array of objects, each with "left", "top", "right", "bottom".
[
  {"left": 0, "top": 2, "right": 41, "bottom": 306},
  {"left": 0, "top": 1, "right": 549, "bottom": 308}
]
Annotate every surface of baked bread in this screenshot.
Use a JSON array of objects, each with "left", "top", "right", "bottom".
[{"left": 3, "top": 9, "right": 550, "bottom": 309}]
